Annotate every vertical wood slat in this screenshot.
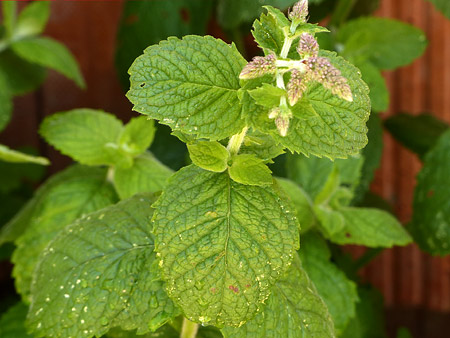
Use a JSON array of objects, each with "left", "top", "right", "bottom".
[{"left": 1, "top": 0, "right": 450, "bottom": 315}]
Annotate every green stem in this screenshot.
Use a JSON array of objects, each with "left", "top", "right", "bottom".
[
  {"left": 180, "top": 318, "right": 199, "bottom": 338},
  {"left": 330, "top": 0, "right": 357, "bottom": 27},
  {"left": 227, "top": 126, "right": 248, "bottom": 156}
]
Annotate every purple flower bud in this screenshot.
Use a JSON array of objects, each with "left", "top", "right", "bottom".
[
  {"left": 287, "top": 69, "right": 308, "bottom": 105},
  {"left": 289, "top": 0, "right": 308, "bottom": 24},
  {"left": 297, "top": 33, "right": 319, "bottom": 58},
  {"left": 305, "top": 57, "right": 353, "bottom": 102},
  {"left": 239, "top": 54, "right": 277, "bottom": 79}
]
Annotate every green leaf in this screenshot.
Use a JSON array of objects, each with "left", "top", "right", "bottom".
[
  {"left": 240, "top": 130, "right": 285, "bottom": 163},
  {"left": 221, "top": 254, "right": 335, "bottom": 338},
  {"left": 15, "top": 1, "right": 50, "bottom": 38},
  {"left": 329, "top": 207, "right": 412, "bottom": 247},
  {"left": 113, "top": 152, "right": 173, "bottom": 200},
  {"left": 315, "top": 204, "right": 345, "bottom": 236},
  {"left": 353, "top": 113, "right": 383, "bottom": 203},
  {"left": 217, "top": 0, "right": 297, "bottom": 29},
  {"left": 299, "top": 233, "right": 358, "bottom": 334},
  {"left": 229, "top": 153, "right": 273, "bottom": 186},
  {"left": 2, "top": 1, "right": 17, "bottom": 37},
  {"left": 115, "top": 0, "right": 213, "bottom": 89},
  {"left": 338, "top": 17, "right": 427, "bottom": 70},
  {"left": 384, "top": 113, "right": 449, "bottom": 159},
  {"left": 249, "top": 51, "right": 370, "bottom": 159},
  {"left": 0, "top": 77, "right": 12, "bottom": 132},
  {"left": 248, "top": 83, "right": 286, "bottom": 108},
  {"left": 0, "top": 302, "right": 33, "bottom": 338},
  {"left": 0, "top": 144, "right": 49, "bottom": 165},
  {"left": 276, "top": 177, "right": 316, "bottom": 233},
  {"left": 187, "top": 141, "right": 230, "bottom": 173},
  {"left": 409, "top": 130, "right": 450, "bottom": 255},
  {"left": 262, "top": 5, "right": 291, "bottom": 28},
  {"left": 28, "top": 194, "right": 180, "bottom": 338},
  {"left": 106, "top": 325, "right": 179, "bottom": 338},
  {"left": 11, "top": 36, "right": 85, "bottom": 88},
  {"left": 40, "top": 109, "right": 124, "bottom": 166},
  {"left": 340, "top": 287, "right": 387, "bottom": 338},
  {"left": 0, "top": 49, "right": 46, "bottom": 95},
  {"left": 251, "top": 10, "right": 285, "bottom": 55},
  {"left": 11, "top": 166, "right": 118, "bottom": 300},
  {"left": 426, "top": 0, "right": 450, "bottom": 20},
  {"left": 127, "top": 35, "right": 246, "bottom": 141},
  {"left": 314, "top": 167, "right": 340, "bottom": 205},
  {"left": 153, "top": 165, "right": 299, "bottom": 326},
  {"left": 119, "top": 116, "right": 156, "bottom": 157},
  {"left": 356, "top": 61, "right": 389, "bottom": 112}
]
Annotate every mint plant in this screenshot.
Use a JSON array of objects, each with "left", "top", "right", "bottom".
[{"left": 0, "top": 1, "right": 438, "bottom": 338}]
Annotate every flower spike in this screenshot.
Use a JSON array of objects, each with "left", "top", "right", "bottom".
[
  {"left": 239, "top": 54, "right": 277, "bottom": 79},
  {"left": 297, "top": 33, "right": 319, "bottom": 59},
  {"left": 287, "top": 69, "right": 308, "bottom": 106},
  {"left": 289, "top": 0, "right": 308, "bottom": 25}
]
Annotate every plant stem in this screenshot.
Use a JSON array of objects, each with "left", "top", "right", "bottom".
[
  {"left": 180, "top": 318, "right": 199, "bottom": 338},
  {"left": 227, "top": 126, "right": 248, "bottom": 156}
]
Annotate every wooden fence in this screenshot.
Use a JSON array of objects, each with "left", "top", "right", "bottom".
[{"left": 1, "top": 0, "right": 449, "bottom": 336}]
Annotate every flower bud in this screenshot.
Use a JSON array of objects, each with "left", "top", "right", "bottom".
[
  {"left": 268, "top": 107, "right": 280, "bottom": 119},
  {"left": 275, "top": 105, "right": 293, "bottom": 137},
  {"left": 305, "top": 57, "right": 353, "bottom": 102},
  {"left": 287, "top": 69, "right": 308, "bottom": 106},
  {"left": 297, "top": 33, "right": 319, "bottom": 58},
  {"left": 239, "top": 54, "right": 277, "bottom": 79},
  {"left": 289, "top": 0, "right": 308, "bottom": 25}
]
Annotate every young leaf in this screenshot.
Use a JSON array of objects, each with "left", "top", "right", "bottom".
[
  {"left": 28, "top": 194, "right": 180, "bottom": 338},
  {"left": 119, "top": 116, "right": 156, "bottom": 157},
  {"left": 314, "top": 204, "right": 345, "bottom": 236},
  {"left": 337, "top": 17, "right": 427, "bottom": 70},
  {"left": 0, "top": 49, "right": 46, "bottom": 95},
  {"left": 113, "top": 152, "right": 173, "bottom": 199},
  {"left": 12, "top": 166, "right": 118, "bottom": 300},
  {"left": 0, "top": 302, "right": 33, "bottom": 338},
  {"left": 384, "top": 113, "right": 449, "bottom": 159},
  {"left": 0, "top": 144, "right": 49, "bottom": 165},
  {"left": 276, "top": 177, "right": 316, "bottom": 233},
  {"left": 299, "top": 233, "right": 358, "bottom": 335},
  {"left": 187, "top": 141, "right": 229, "bottom": 173},
  {"left": 409, "top": 130, "right": 450, "bottom": 255},
  {"left": 248, "top": 83, "right": 286, "bottom": 108},
  {"left": 228, "top": 153, "right": 273, "bottom": 186},
  {"left": 40, "top": 109, "right": 123, "bottom": 166},
  {"left": 329, "top": 207, "right": 412, "bottom": 247},
  {"left": 15, "top": 1, "right": 50, "bottom": 38},
  {"left": 248, "top": 51, "right": 370, "bottom": 159},
  {"left": 240, "top": 130, "right": 285, "bottom": 163},
  {"left": 252, "top": 10, "right": 285, "bottom": 55},
  {"left": 11, "top": 36, "right": 86, "bottom": 88},
  {"left": 153, "top": 165, "right": 299, "bottom": 326},
  {"left": 127, "top": 35, "right": 246, "bottom": 141},
  {"left": 221, "top": 254, "right": 335, "bottom": 338}
]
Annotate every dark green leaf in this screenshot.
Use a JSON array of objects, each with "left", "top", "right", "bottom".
[
  {"left": 384, "top": 113, "right": 449, "bottom": 159},
  {"left": 0, "top": 76, "right": 12, "bottom": 132},
  {"left": 409, "top": 130, "right": 450, "bottom": 255},
  {"left": 0, "top": 302, "right": 33, "bottom": 338}
]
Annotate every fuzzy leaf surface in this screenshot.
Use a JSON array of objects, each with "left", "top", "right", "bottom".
[
  {"left": 153, "top": 165, "right": 299, "bottom": 326},
  {"left": 12, "top": 166, "right": 117, "bottom": 300},
  {"left": 248, "top": 51, "right": 370, "bottom": 159},
  {"left": 40, "top": 109, "right": 123, "bottom": 166},
  {"left": 228, "top": 154, "right": 273, "bottom": 186},
  {"left": 222, "top": 254, "right": 335, "bottom": 338},
  {"left": 299, "top": 233, "right": 358, "bottom": 334},
  {"left": 187, "top": 141, "right": 229, "bottom": 173},
  {"left": 338, "top": 17, "right": 427, "bottom": 70},
  {"left": 113, "top": 152, "right": 173, "bottom": 199},
  {"left": 28, "top": 195, "right": 180, "bottom": 338},
  {"left": 11, "top": 37, "right": 85, "bottom": 88},
  {"left": 329, "top": 207, "right": 412, "bottom": 247},
  {"left": 409, "top": 130, "right": 450, "bottom": 255},
  {"left": 127, "top": 35, "right": 246, "bottom": 141}
]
